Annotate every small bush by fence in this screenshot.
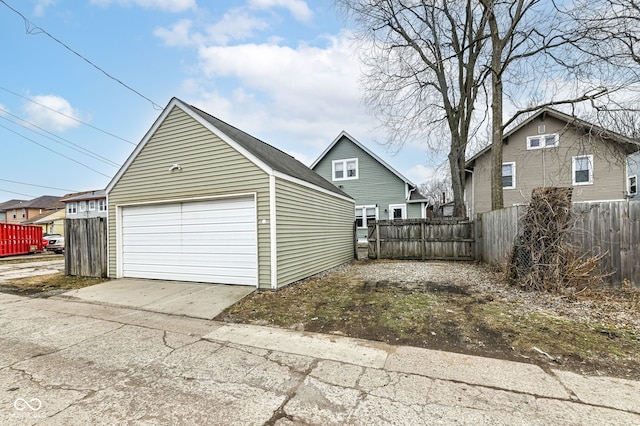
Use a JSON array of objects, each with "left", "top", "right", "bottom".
[
  {"left": 65, "top": 217, "right": 107, "bottom": 278},
  {"left": 368, "top": 219, "right": 474, "bottom": 260}
]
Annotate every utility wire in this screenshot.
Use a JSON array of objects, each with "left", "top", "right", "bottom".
[
  {"left": 0, "top": 107, "right": 119, "bottom": 167},
  {"left": 0, "top": 0, "right": 163, "bottom": 111},
  {"left": 0, "top": 188, "right": 36, "bottom": 198},
  {"left": 0, "top": 85, "right": 136, "bottom": 146},
  {"left": 0, "top": 178, "right": 77, "bottom": 192},
  {"left": 0, "top": 123, "right": 111, "bottom": 178}
]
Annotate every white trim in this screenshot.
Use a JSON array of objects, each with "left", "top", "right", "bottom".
[
  {"left": 527, "top": 133, "right": 559, "bottom": 150},
  {"left": 355, "top": 205, "right": 378, "bottom": 229},
  {"left": 628, "top": 175, "right": 637, "bottom": 196},
  {"left": 115, "top": 192, "right": 259, "bottom": 281},
  {"left": 273, "top": 171, "right": 354, "bottom": 204},
  {"left": 331, "top": 158, "right": 359, "bottom": 181},
  {"left": 389, "top": 203, "right": 407, "bottom": 220},
  {"left": 572, "top": 155, "right": 594, "bottom": 185},
  {"left": 269, "top": 175, "right": 278, "bottom": 290},
  {"left": 312, "top": 131, "right": 416, "bottom": 187},
  {"left": 88, "top": 200, "right": 96, "bottom": 211},
  {"left": 502, "top": 162, "right": 516, "bottom": 189}
]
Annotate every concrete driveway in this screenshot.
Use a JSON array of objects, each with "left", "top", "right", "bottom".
[{"left": 62, "top": 279, "right": 255, "bottom": 320}]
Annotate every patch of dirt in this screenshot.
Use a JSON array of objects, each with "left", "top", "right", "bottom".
[
  {"left": 0, "top": 273, "right": 107, "bottom": 298},
  {"left": 217, "top": 260, "right": 640, "bottom": 380}
]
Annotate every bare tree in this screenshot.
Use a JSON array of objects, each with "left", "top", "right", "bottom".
[{"left": 337, "top": 0, "right": 491, "bottom": 217}]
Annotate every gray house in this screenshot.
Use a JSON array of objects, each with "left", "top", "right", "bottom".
[
  {"left": 63, "top": 190, "right": 107, "bottom": 219},
  {"left": 465, "top": 108, "right": 640, "bottom": 215},
  {"left": 311, "top": 131, "right": 429, "bottom": 242},
  {"left": 107, "top": 97, "right": 354, "bottom": 289}
]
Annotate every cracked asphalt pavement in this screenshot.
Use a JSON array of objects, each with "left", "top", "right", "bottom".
[{"left": 1, "top": 293, "right": 639, "bottom": 425}]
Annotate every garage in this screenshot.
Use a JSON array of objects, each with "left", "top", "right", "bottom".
[{"left": 120, "top": 197, "right": 257, "bottom": 285}]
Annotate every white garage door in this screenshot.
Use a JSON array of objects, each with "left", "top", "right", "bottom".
[{"left": 121, "top": 197, "right": 257, "bottom": 285}]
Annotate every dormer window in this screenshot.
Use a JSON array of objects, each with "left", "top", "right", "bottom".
[
  {"left": 527, "top": 133, "right": 558, "bottom": 150},
  {"left": 332, "top": 158, "right": 358, "bottom": 181}
]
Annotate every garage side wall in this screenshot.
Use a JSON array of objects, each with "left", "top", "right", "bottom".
[
  {"left": 108, "top": 106, "right": 272, "bottom": 287},
  {"left": 275, "top": 178, "right": 354, "bottom": 287}
]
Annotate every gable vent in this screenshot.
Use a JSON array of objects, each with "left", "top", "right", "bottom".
[{"left": 537, "top": 125, "right": 546, "bottom": 134}]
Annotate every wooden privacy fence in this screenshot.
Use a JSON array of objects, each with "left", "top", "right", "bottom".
[
  {"left": 478, "top": 201, "right": 640, "bottom": 287},
  {"left": 368, "top": 218, "right": 474, "bottom": 260},
  {"left": 65, "top": 217, "right": 108, "bottom": 278}
]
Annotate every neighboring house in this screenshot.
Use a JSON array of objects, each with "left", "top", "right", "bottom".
[
  {"left": 627, "top": 151, "right": 640, "bottom": 200},
  {"left": 0, "top": 199, "right": 26, "bottom": 222},
  {"left": 1, "top": 195, "right": 63, "bottom": 225},
  {"left": 465, "top": 108, "right": 640, "bottom": 216},
  {"left": 311, "top": 131, "right": 430, "bottom": 242},
  {"left": 63, "top": 190, "right": 107, "bottom": 219},
  {"left": 30, "top": 209, "right": 66, "bottom": 235},
  {"left": 107, "top": 97, "right": 354, "bottom": 289}
]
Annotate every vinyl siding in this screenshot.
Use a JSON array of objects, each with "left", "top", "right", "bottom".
[
  {"left": 275, "top": 177, "right": 354, "bottom": 287},
  {"left": 470, "top": 115, "right": 630, "bottom": 214},
  {"left": 108, "top": 106, "right": 272, "bottom": 288},
  {"left": 313, "top": 136, "right": 415, "bottom": 240}
]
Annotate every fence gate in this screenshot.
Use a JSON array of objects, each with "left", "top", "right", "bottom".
[
  {"left": 64, "top": 217, "right": 107, "bottom": 278},
  {"left": 367, "top": 218, "right": 474, "bottom": 260}
]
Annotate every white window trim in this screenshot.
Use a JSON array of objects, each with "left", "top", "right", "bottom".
[
  {"left": 98, "top": 199, "right": 107, "bottom": 211},
  {"left": 527, "top": 133, "right": 559, "bottom": 150},
  {"left": 79, "top": 201, "right": 87, "bottom": 212},
  {"left": 88, "top": 200, "right": 96, "bottom": 211},
  {"left": 67, "top": 202, "right": 77, "bottom": 215},
  {"left": 355, "top": 205, "right": 378, "bottom": 229},
  {"left": 332, "top": 158, "right": 359, "bottom": 181},
  {"left": 628, "top": 175, "right": 637, "bottom": 195},
  {"left": 389, "top": 203, "right": 407, "bottom": 220},
  {"left": 572, "top": 155, "right": 594, "bottom": 185},
  {"left": 502, "top": 162, "right": 516, "bottom": 190}
]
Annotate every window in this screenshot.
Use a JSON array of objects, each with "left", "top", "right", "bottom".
[
  {"left": 88, "top": 200, "right": 96, "bottom": 211},
  {"left": 573, "top": 155, "right": 593, "bottom": 185},
  {"left": 502, "top": 162, "right": 516, "bottom": 189},
  {"left": 527, "top": 133, "right": 558, "bottom": 150},
  {"left": 389, "top": 204, "right": 406, "bottom": 220},
  {"left": 21, "top": 209, "right": 26, "bottom": 219},
  {"left": 332, "top": 158, "right": 358, "bottom": 181},
  {"left": 355, "top": 205, "right": 377, "bottom": 229},
  {"left": 98, "top": 199, "right": 107, "bottom": 212},
  {"left": 12, "top": 209, "right": 16, "bottom": 219},
  {"left": 67, "top": 202, "right": 77, "bottom": 215},
  {"left": 79, "top": 201, "right": 87, "bottom": 212},
  {"left": 629, "top": 175, "right": 637, "bottom": 196}
]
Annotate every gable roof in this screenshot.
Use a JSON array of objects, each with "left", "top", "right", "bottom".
[
  {"left": 311, "top": 131, "right": 417, "bottom": 187},
  {"left": 107, "top": 98, "right": 350, "bottom": 200},
  {"left": 466, "top": 107, "right": 640, "bottom": 167},
  {"left": 2, "top": 195, "right": 63, "bottom": 210},
  {"left": 61, "top": 189, "right": 106, "bottom": 203},
  {"left": 0, "top": 199, "right": 27, "bottom": 212}
]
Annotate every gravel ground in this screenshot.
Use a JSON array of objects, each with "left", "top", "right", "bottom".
[{"left": 350, "top": 260, "right": 640, "bottom": 334}]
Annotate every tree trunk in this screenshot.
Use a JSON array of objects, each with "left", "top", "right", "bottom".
[{"left": 488, "top": 8, "right": 504, "bottom": 211}]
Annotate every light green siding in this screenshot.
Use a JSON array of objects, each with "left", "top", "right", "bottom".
[
  {"left": 469, "top": 115, "right": 630, "bottom": 215},
  {"left": 108, "top": 106, "right": 273, "bottom": 288},
  {"left": 313, "top": 136, "right": 421, "bottom": 240},
  {"left": 275, "top": 177, "right": 354, "bottom": 287}
]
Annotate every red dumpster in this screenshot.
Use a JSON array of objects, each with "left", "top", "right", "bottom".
[{"left": 0, "top": 223, "right": 44, "bottom": 257}]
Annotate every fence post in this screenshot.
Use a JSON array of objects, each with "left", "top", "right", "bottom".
[{"left": 376, "top": 222, "right": 381, "bottom": 260}]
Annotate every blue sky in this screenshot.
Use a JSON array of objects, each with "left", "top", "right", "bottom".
[{"left": 0, "top": 0, "right": 438, "bottom": 202}]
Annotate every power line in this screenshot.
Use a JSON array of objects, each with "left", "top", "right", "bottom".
[
  {"left": 0, "top": 188, "right": 36, "bottom": 198},
  {"left": 0, "top": 107, "right": 120, "bottom": 167},
  {"left": 0, "top": 0, "right": 163, "bottom": 111},
  {"left": 0, "top": 85, "right": 136, "bottom": 146},
  {"left": 0, "top": 123, "right": 111, "bottom": 178},
  {"left": 0, "top": 178, "right": 77, "bottom": 192}
]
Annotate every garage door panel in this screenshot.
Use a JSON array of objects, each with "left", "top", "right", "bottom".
[{"left": 121, "top": 197, "right": 257, "bottom": 285}]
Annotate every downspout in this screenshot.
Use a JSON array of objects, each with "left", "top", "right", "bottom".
[
  {"left": 465, "top": 169, "right": 474, "bottom": 218},
  {"left": 269, "top": 174, "right": 278, "bottom": 289}
]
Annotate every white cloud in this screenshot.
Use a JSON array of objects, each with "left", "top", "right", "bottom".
[
  {"left": 22, "top": 95, "right": 82, "bottom": 132},
  {"left": 90, "top": 0, "right": 196, "bottom": 13},
  {"left": 406, "top": 164, "right": 437, "bottom": 185},
  {"left": 249, "top": 0, "right": 312, "bottom": 22},
  {"left": 34, "top": 0, "right": 55, "bottom": 17},
  {"left": 154, "top": 19, "right": 196, "bottom": 47},
  {"left": 204, "top": 9, "right": 269, "bottom": 45}
]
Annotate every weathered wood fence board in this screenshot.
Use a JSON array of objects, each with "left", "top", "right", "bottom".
[
  {"left": 368, "top": 219, "right": 474, "bottom": 260},
  {"left": 64, "top": 218, "right": 107, "bottom": 278},
  {"left": 478, "top": 201, "right": 640, "bottom": 287}
]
